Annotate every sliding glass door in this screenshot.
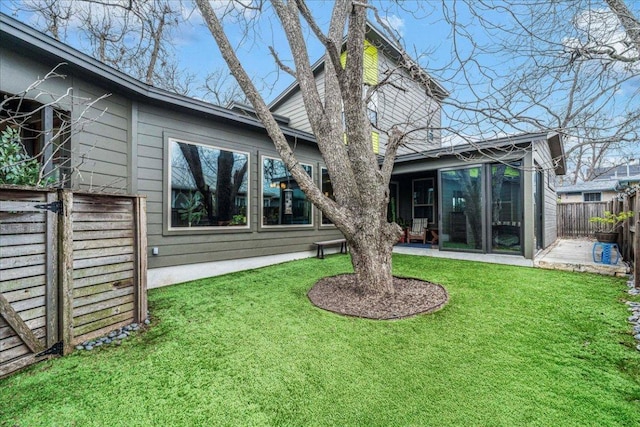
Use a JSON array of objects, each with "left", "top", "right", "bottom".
[
  {"left": 440, "top": 166, "right": 484, "bottom": 251},
  {"left": 440, "top": 162, "right": 523, "bottom": 255},
  {"left": 490, "top": 163, "right": 523, "bottom": 253}
]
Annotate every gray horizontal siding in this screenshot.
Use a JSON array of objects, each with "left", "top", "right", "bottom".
[
  {"left": 270, "top": 51, "right": 442, "bottom": 158},
  {"left": 533, "top": 142, "right": 559, "bottom": 248},
  {"left": 377, "top": 53, "right": 441, "bottom": 157},
  {"left": 136, "top": 103, "right": 341, "bottom": 270},
  {"left": 0, "top": 48, "right": 131, "bottom": 194},
  {"left": 271, "top": 70, "right": 325, "bottom": 134}
]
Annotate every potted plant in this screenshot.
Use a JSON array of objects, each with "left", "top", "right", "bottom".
[
  {"left": 396, "top": 217, "right": 408, "bottom": 243},
  {"left": 589, "top": 210, "right": 634, "bottom": 243}
]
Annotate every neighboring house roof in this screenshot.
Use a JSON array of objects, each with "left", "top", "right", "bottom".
[
  {"left": 0, "top": 12, "right": 316, "bottom": 144},
  {"left": 556, "top": 179, "right": 619, "bottom": 194},
  {"left": 557, "top": 173, "right": 640, "bottom": 195},
  {"left": 394, "top": 132, "right": 566, "bottom": 175},
  {"left": 593, "top": 164, "right": 640, "bottom": 180},
  {"left": 268, "top": 21, "right": 449, "bottom": 112},
  {"left": 618, "top": 173, "right": 640, "bottom": 185}
]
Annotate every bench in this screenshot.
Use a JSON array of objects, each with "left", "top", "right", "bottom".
[{"left": 313, "top": 239, "right": 348, "bottom": 259}]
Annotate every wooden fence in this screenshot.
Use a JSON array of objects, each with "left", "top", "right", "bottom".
[
  {"left": 616, "top": 189, "right": 638, "bottom": 288},
  {"left": 556, "top": 201, "right": 612, "bottom": 238},
  {"left": 0, "top": 187, "right": 147, "bottom": 378}
]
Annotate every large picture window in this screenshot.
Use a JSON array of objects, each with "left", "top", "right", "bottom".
[
  {"left": 169, "top": 139, "right": 249, "bottom": 228},
  {"left": 262, "top": 156, "right": 313, "bottom": 226}
]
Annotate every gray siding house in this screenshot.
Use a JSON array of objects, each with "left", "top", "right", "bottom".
[
  {"left": 270, "top": 24, "right": 565, "bottom": 260},
  {"left": 1, "top": 14, "right": 343, "bottom": 287},
  {"left": 1, "top": 14, "right": 565, "bottom": 287}
]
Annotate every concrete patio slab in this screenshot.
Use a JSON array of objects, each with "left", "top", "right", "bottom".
[
  {"left": 393, "top": 245, "right": 534, "bottom": 267},
  {"left": 534, "top": 238, "right": 629, "bottom": 276},
  {"left": 394, "top": 239, "right": 630, "bottom": 277}
]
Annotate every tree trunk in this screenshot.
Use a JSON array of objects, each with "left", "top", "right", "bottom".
[
  {"left": 346, "top": 216, "right": 401, "bottom": 295},
  {"left": 195, "top": 0, "right": 402, "bottom": 295}
]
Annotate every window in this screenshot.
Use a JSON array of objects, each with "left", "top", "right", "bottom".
[
  {"left": 321, "top": 168, "right": 335, "bottom": 225},
  {"left": 262, "top": 156, "right": 313, "bottom": 226},
  {"left": 367, "top": 91, "right": 378, "bottom": 126},
  {"left": 169, "top": 139, "right": 249, "bottom": 228},
  {"left": 412, "top": 178, "right": 435, "bottom": 222},
  {"left": 583, "top": 192, "right": 602, "bottom": 202},
  {"left": 0, "top": 93, "right": 71, "bottom": 187}
]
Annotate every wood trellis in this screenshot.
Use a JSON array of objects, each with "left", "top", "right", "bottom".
[{"left": 0, "top": 187, "right": 147, "bottom": 378}]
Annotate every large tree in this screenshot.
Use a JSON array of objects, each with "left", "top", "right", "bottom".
[
  {"left": 196, "top": 0, "right": 407, "bottom": 295},
  {"left": 432, "top": 0, "right": 640, "bottom": 183}
]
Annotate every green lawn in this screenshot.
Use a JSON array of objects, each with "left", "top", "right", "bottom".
[{"left": 1, "top": 254, "right": 639, "bottom": 426}]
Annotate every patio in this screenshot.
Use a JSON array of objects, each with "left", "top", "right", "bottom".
[
  {"left": 394, "top": 238, "right": 630, "bottom": 276},
  {"left": 534, "top": 238, "right": 629, "bottom": 276}
]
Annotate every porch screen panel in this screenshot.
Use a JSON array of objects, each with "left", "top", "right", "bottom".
[
  {"left": 491, "top": 163, "right": 522, "bottom": 253},
  {"left": 169, "top": 139, "right": 248, "bottom": 228},
  {"left": 413, "top": 178, "right": 434, "bottom": 223},
  {"left": 440, "top": 167, "right": 483, "bottom": 251}
]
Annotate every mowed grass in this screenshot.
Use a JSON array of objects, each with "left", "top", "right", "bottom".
[{"left": 1, "top": 254, "right": 639, "bottom": 426}]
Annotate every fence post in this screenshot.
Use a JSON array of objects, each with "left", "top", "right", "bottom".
[
  {"left": 635, "top": 189, "right": 639, "bottom": 290},
  {"left": 58, "top": 190, "right": 74, "bottom": 355},
  {"left": 623, "top": 195, "right": 630, "bottom": 260},
  {"left": 45, "top": 191, "right": 58, "bottom": 349},
  {"left": 134, "top": 196, "right": 148, "bottom": 324}
]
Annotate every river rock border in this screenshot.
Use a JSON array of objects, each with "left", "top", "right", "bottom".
[
  {"left": 75, "top": 313, "right": 151, "bottom": 352},
  {"left": 626, "top": 278, "right": 640, "bottom": 352}
]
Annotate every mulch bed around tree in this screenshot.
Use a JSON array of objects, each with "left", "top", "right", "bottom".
[{"left": 307, "top": 274, "right": 449, "bottom": 320}]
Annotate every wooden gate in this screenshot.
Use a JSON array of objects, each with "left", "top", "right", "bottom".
[
  {"left": 0, "top": 189, "right": 61, "bottom": 377},
  {"left": 0, "top": 188, "right": 147, "bottom": 378}
]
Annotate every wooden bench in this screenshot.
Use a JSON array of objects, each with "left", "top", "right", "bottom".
[{"left": 313, "top": 239, "right": 348, "bottom": 259}]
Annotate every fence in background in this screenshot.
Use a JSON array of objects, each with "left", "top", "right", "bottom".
[
  {"left": 557, "top": 201, "right": 612, "bottom": 238},
  {"left": 615, "top": 189, "right": 638, "bottom": 287},
  {"left": 0, "top": 187, "right": 147, "bottom": 378}
]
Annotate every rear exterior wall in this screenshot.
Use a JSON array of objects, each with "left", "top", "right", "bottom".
[
  {"left": 134, "top": 103, "right": 342, "bottom": 270},
  {"left": 0, "top": 48, "right": 131, "bottom": 193}
]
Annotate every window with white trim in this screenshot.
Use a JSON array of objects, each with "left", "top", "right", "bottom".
[{"left": 321, "top": 168, "right": 335, "bottom": 225}]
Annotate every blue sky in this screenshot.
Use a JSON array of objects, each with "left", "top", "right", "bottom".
[{"left": 2, "top": 0, "right": 639, "bottom": 150}]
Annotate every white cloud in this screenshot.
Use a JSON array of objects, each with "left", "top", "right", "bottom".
[
  {"left": 380, "top": 14, "right": 405, "bottom": 38},
  {"left": 564, "top": 8, "right": 639, "bottom": 65}
]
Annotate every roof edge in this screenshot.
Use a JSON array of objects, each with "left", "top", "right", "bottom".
[{"left": 0, "top": 13, "right": 317, "bottom": 144}]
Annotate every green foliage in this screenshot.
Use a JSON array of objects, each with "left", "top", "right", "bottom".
[
  {"left": 1, "top": 256, "right": 638, "bottom": 426},
  {"left": 0, "top": 127, "right": 41, "bottom": 186},
  {"left": 230, "top": 214, "right": 246, "bottom": 225},
  {"left": 589, "top": 210, "right": 634, "bottom": 232},
  {"left": 178, "top": 191, "right": 205, "bottom": 226}
]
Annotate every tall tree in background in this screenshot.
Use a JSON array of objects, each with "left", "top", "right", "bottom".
[
  {"left": 431, "top": 0, "right": 640, "bottom": 183},
  {"left": 10, "top": 0, "right": 231, "bottom": 101}
]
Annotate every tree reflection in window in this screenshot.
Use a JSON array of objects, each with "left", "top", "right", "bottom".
[
  {"left": 170, "top": 139, "right": 248, "bottom": 227},
  {"left": 262, "top": 157, "right": 313, "bottom": 226}
]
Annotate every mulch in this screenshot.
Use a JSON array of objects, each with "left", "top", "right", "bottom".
[{"left": 307, "top": 274, "right": 449, "bottom": 320}]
